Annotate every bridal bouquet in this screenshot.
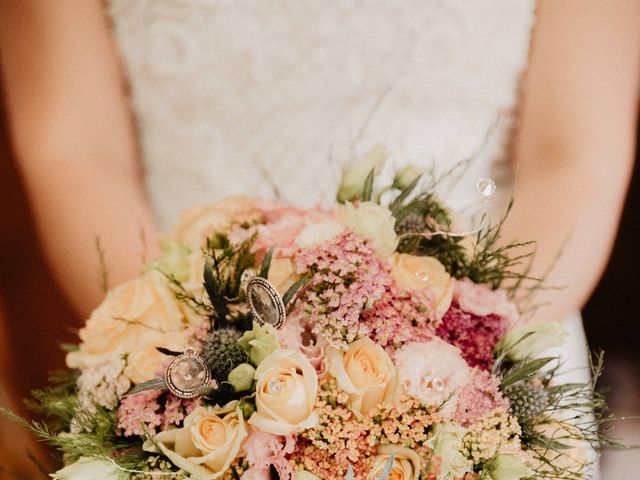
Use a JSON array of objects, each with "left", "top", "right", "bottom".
[{"left": 7, "top": 147, "right": 611, "bottom": 479}]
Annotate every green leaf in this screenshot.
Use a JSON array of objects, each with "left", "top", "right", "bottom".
[
  {"left": 361, "top": 168, "right": 376, "bottom": 202},
  {"left": 125, "top": 378, "right": 166, "bottom": 396},
  {"left": 282, "top": 276, "right": 310, "bottom": 307},
  {"left": 259, "top": 247, "right": 275, "bottom": 279},
  {"left": 389, "top": 173, "right": 423, "bottom": 213},
  {"left": 376, "top": 454, "right": 396, "bottom": 480},
  {"left": 204, "top": 256, "right": 229, "bottom": 321},
  {"left": 155, "top": 347, "right": 182, "bottom": 357},
  {"left": 500, "top": 357, "right": 556, "bottom": 389}
]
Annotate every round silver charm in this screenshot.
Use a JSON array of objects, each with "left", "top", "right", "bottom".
[
  {"left": 246, "top": 276, "right": 286, "bottom": 328},
  {"left": 165, "top": 346, "right": 211, "bottom": 399}
]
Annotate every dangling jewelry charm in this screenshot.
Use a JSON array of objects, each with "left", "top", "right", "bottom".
[
  {"left": 165, "top": 346, "right": 212, "bottom": 399},
  {"left": 242, "top": 269, "right": 286, "bottom": 328}
]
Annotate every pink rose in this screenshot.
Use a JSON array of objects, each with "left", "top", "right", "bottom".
[
  {"left": 453, "top": 279, "right": 518, "bottom": 324},
  {"left": 278, "top": 313, "right": 329, "bottom": 379},
  {"left": 395, "top": 339, "right": 473, "bottom": 418},
  {"left": 242, "top": 430, "right": 295, "bottom": 480}
]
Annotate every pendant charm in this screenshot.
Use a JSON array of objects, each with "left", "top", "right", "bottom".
[
  {"left": 165, "top": 346, "right": 212, "bottom": 399},
  {"left": 242, "top": 270, "right": 286, "bottom": 328}
]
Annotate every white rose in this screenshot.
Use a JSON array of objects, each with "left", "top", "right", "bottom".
[
  {"left": 339, "top": 202, "right": 398, "bottom": 258},
  {"left": 249, "top": 349, "right": 319, "bottom": 435},
  {"left": 294, "top": 219, "right": 345, "bottom": 249},
  {"left": 367, "top": 445, "right": 422, "bottom": 480},
  {"left": 337, "top": 144, "right": 389, "bottom": 203},
  {"left": 390, "top": 254, "right": 454, "bottom": 320},
  {"left": 497, "top": 322, "right": 568, "bottom": 361},
  {"left": 51, "top": 457, "right": 125, "bottom": 480},
  {"left": 426, "top": 423, "right": 473, "bottom": 480},
  {"left": 489, "top": 454, "right": 533, "bottom": 480},
  {"left": 144, "top": 403, "right": 248, "bottom": 479},
  {"left": 328, "top": 337, "right": 397, "bottom": 415}
]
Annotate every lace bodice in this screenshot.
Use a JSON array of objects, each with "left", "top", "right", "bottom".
[{"left": 108, "top": 0, "right": 536, "bottom": 230}]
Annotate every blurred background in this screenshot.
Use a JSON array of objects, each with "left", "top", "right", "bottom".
[{"left": 0, "top": 113, "right": 638, "bottom": 477}]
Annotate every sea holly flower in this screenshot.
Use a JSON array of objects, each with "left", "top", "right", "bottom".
[
  {"left": 337, "top": 144, "right": 389, "bottom": 203},
  {"left": 497, "top": 322, "right": 568, "bottom": 361}
]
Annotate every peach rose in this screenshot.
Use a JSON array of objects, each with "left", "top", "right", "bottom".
[
  {"left": 144, "top": 402, "right": 248, "bottom": 479},
  {"left": 66, "top": 271, "right": 202, "bottom": 384},
  {"left": 390, "top": 254, "right": 454, "bottom": 320},
  {"left": 367, "top": 446, "right": 422, "bottom": 480},
  {"left": 267, "top": 258, "right": 299, "bottom": 295},
  {"left": 249, "top": 349, "right": 318, "bottom": 435},
  {"left": 173, "top": 196, "right": 262, "bottom": 249},
  {"left": 328, "top": 337, "right": 397, "bottom": 415}
]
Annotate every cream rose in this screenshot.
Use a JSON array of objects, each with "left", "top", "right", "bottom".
[
  {"left": 66, "top": 271, "right": 202, "bottom": 384},
  {"left": 328, "top": 337, "right": 397, "bottom": 415},
  {"left": 267, "top": 258, "right": 300, "bottom": 295},
  {"left": 249, "top": 349, "right": 318, "bottom": 435},
  {"left": 144, "top": 403, "right": 248, "bottom": 479},
  {"left": 367, "top": 446, "right": 422, "bottom": 480},
  {"left": 338, "top": 201, "right": 398, "bottom": 258},
  {"left": 173, "top": 196, "right": 262, "bottom": 249},
  {"left": 390, "top": 253, "right": 454, "bottom": 320}
]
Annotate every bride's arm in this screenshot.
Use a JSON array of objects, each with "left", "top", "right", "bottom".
[
  {"left": 505, "top": 0, "right": 640, "bottom": 321},
  {"left": 0, "top": 1, "right": 159, "bottom": 318}
]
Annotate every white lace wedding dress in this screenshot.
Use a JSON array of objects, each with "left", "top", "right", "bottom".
[{"left": 107, "top": 0, "right": 597, "bottom": 474}]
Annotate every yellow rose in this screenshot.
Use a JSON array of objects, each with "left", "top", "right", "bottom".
[
  {"left": 144, "top": 403, "right": 247, "bottom": 479},
  {"left": 66, "top": 271, "right": 202, "bottom": 384},
  {"left": 328, "top": 337, "right": 397, "bottom": 415},
  {"left": 389, "top": 254, "right": 454, "bottom": 320},
  {"left": 367, "top": 446, "right": 422, "bottom": 480},
  {"left": 173, "top": 196, "right": 262, "bottom": 249},
  {"left": 267, "top": 258, "right": 299, "bottom": 295},
  {"left": 249, "top": 349, "right": 318, "bottom": 435}
]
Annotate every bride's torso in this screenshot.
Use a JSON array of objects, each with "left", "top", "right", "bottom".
[{"left": 107, "top": 0, "right": 535, "bottom": 229}]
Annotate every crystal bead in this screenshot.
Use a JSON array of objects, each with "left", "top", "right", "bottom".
[
  {"left": 476, "top": 177, "right": 496, "bottom": 197},
  {"left": 268, "top": 379, "right": 283, "bottom": 393},
  {"left": 432, "top": 377, "right": 445, "bottom": 392}
]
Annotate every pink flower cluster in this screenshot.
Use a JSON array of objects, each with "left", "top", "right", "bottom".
[
  {"left": 362, "top": 283, "right": 435, "bottom": 353},
  {"left": 453, "top": 368, "right": 509, "bottom": 426},
  {"left": 117, "top": 391, "right": 198, "bottom": 437},
  {"left": 436, "top": 303, "right": 510, "bottom": 371},
  {"left": 295, "top": 230, "right": 391, "bottom": 348}
]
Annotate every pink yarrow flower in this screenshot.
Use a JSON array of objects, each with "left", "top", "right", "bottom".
[{"left": 295, "top": 230, "right": 391, "bottom": 348}]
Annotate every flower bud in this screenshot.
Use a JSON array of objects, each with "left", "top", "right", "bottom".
[
  {"left": 337, "top": 144, "right": 389, "bottom": 203},
  {"left": 227, "top": 363, "right": 256, "bottom": 392},
  {"left": 393, "top": 165, "right": 425, "bottom": 190}
]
